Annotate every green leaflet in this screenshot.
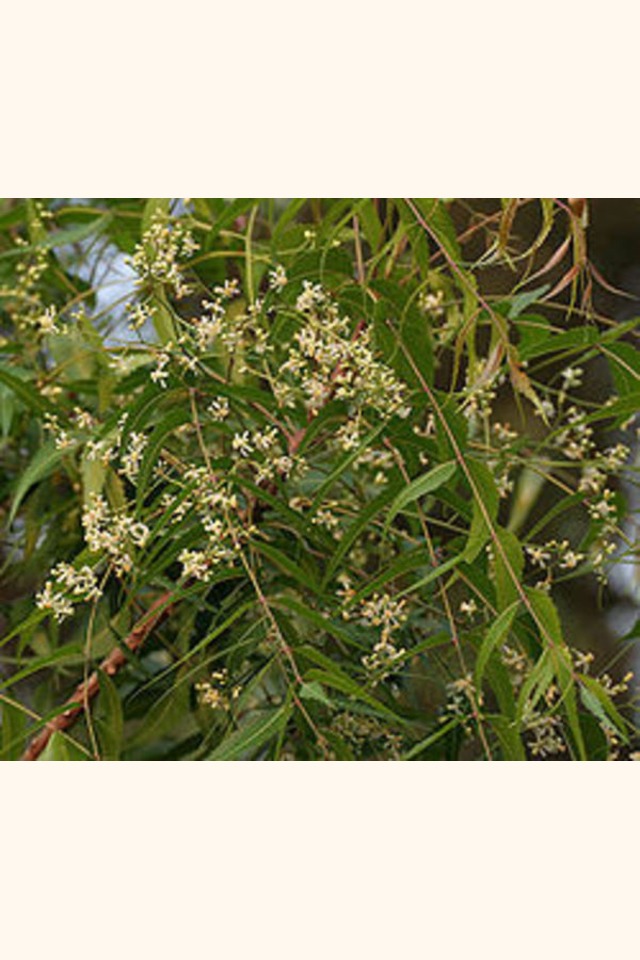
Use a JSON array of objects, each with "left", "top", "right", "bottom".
[
  {"left": 39, "top": 731, "right": 89, "bottom": 761},
  {"left": 135, "top": 406, "right": 192, "bottom": 508},
  {"left": 9, "top": 441, "right": 74, "bottom": 524},
  {"left": 464, "top": 459, "right": 499, "bottom": 563},
  {"left": 580, "top": 676, "right": 629, "bottom": 743},
  {"left": 253, "top": 540, "right": 321, "bottom": 595},
  {"left": 383, "top": 461, "right": 457, "bottom": 536},
  {"left": 493, "top": 527, "right": 524, "bottom": 610},
  {"left": 475, "top": 601, "right": 520, "bottom": 691},
  {"left": 95, "top": 670, "right": 124, "bottom": 761},
  {"left": 0, "top": 213, "right": 112, "bottom": 262},
  {"left": 401, "top": 718, "right": 460, "bottom": 760},
  {"left": 207, "top": 704, "right": 292, "bottom": 760},
  {"left": 0, "top": 364, "right": 55, "bottom": 414},
  {"left": 323, "top": 480, "right": 402, "bottom": 588}
]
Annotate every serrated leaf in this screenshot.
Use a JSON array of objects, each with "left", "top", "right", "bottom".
[
  {"left": 253, "top": 540, "right": 321, "bottom": 595},
  {"left": 508, "top": 285, "right": 551, "bottom": 318},
  {"left": 323, "top": 481, "right": 401, "bottom": 588},
  {"left": 580, "top": 676, "right": 629, "bottom": 743},
  {"left": 475, "top": 601, "right": 519, "bottom": 690},
  {"left": 384, "top": 461, "right": 457, "bottom": 536},
  {"left": 524, "top": 586, "right": 564, "bottom": 647},
  {"left": 464, "top": 459, "right": 499, "bottom": 563},
  {"left": 494, "top": 527, "right": 524, "bottom": 610},
  {"left": 0, "top": 214, "right": 112, "bottom": 262},
  {"left": 0, "top": 365, "right": 55, "bottom": 414},
  {"left": 39, "top": 731, "right": 88, "bottom": 761},
  {"left": 136, "top": 406, "right": 191, "bottom": 508},
  {"left": 208, "top": 704, "right": 292, "bottom": 760},
  {"left": 9, "top": 440, "right": 75, "bottom": 524},
  {"left": 299, "top": 681, "right": 333, "bottom": 708},
  {"left": 95, "top": 670, "right": 124, "bottom": 760}
]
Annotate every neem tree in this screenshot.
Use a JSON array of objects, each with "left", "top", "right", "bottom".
[{"left": 0, "top": 198, "right": 637, "bottom": 760}]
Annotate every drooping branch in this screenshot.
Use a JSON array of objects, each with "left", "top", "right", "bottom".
[{"left": 21, "top": 592, "right": 173, "bottom": 761}]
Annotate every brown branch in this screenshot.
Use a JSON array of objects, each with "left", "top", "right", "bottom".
[{"left": 21, "top": 592, "right": 173, "bottom": 761}]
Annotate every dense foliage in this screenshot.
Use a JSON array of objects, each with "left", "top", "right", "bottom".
[{"left": 0, "top": 198, "right": 638, "bottom": 760}]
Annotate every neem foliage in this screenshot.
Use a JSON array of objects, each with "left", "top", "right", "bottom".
[{"left": 0, "top": 198, "right": 638, "bottom": 760}]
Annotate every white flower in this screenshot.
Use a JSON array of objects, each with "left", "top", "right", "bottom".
[
  {"left": 231, "top": 431, "right": 253, "bottom": 458},
  {"left": 561, "top": 367, "right": 583, "bottom": 390},
  {"left": 35, "top": 305, "right": 59, "bottom": 335},
  {"left": 151, "top": 352, "right": 170, "bottom": 388},
  {"left": 36, "top": 582, "right": 74, "bottom": 622},
  {"left": 178, "top": 549, "right": 211, "bottom": 582},
  {"left": 121, "top": 432, "right": 148, "bottom": 482},
  {"left": 268, "top": 265, "right": 288, "bottom": 292},
  {"left": 208, "top": 397, "right": 230, "bottom": 421}
]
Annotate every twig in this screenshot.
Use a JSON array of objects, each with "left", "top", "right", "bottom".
[{"left": 21, "top": 592, "right": 173, "bottom": 761}]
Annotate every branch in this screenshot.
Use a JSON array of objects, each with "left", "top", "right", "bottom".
[{"left": 21, "top": 592, "right": 173, "bottom": 761}]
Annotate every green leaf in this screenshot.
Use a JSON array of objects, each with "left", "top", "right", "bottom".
[
  {"left": 142, "top": 198, "right": 171, "bottom": 235},
  {"left": 494, "top": 527, "right": 524, "bottom": 610},
  {"left": 306, "top": 669, "right": 405, "bottom": 724},
  {"left": 300, "top": 653, "right": 408, "bottom": 727},
  {"left": 350, "top": 547, "right": 436, "bottom": 603},
  {"left": 1, "top": 699, "right": 26, "bottom": 760},
  {"left": 475, "top": 601, "right": 520, "bottom": 690},
  {"left": 9, "top": 440, "right": 71, "bottom": 525},
  {"left": 401, "top": 718, "right": 460, "bottom": 759},
  {"left": 208, "top": 704, "right": 292, "bottom": 760},
  {"left": 0, "top": 365, "right": 55, "bottom": 414},
  {"left": 487, "top": 715, "right": 526, "bottom": 760},
  {"left": 39, "top": 731, "right": 88, "bottom": 761},
  {"left": 384, "top": 461, "right": 457, "bottom": 536},
  {"left": 604, "top": 341, "right": 640, "bottom": 395},
  {"left": 136, "top": 406, "right": 192, "bottom": 508},
  {"left": 253, "top": 540, "right": 321, "bottom": 595},
  {"left": 299, "top": 681, "right": 333, "bottom": 708},
  {"left": 508, "top": 286, "right": 551, "bottom": 318},
  {"left": 39, "top": 732, "right": 71, "bottom": 761},
  {"left": 273, "top": 597, "right": 357, "bottom": 648},
  {"left": 464, "top": 460, "right": 499, "bottom": 563},
  {"left": 0, "top": 643, "right": 84, "bottom": 691},
  {"left": 516, "top": 650, "right": 554, "bottom": 723},
  {"left": 412, "top": 199, "right": 461, "bottom": 262},
  {"left": 358, "top": 199, "right": 384, "bottom": 251},
  {"left": 311, "top": 421, "right": 388, "bottom": 509},
  {"left": 580, "top": 676, "right": 629, "bottom": 743},
  {"left": 396, "top": 554, "right": 462, "bottom": 600},
  {"left": 524, "top": 586, "right": 564, "bottom": 648},
  {"left": 95, "top": 670, "right": 124, "bottom": 760},
  {"left": 0, "top": 214, "right": 112, "bottom": 262},
  {"left": 555, "top": 652, "right": 586, "bottom": 760},
  {"left": 519, "top": 325, "right": 598, "bottom": 360},
  {"left": 323, "top": 480, "right": 402, "bottom": 588}
]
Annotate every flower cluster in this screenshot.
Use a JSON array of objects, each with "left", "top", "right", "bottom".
[
  {"left": 82, "top": 494, "right": 150, "bottom": 575},
  {"left": 278, "top": 283, "right": 410, "bottom": 420},
  {"left": 126, "top": 300, "right": 156, "bottom": 332},
  {"left": 128, "top": 213, "right": 198, "bottom": 299},
  {"left": 195, "top": 669, "right": 241, "bottom": 712},
  {"left": 444, "top": 674, "right": 483, "bottom": 736},
  {"left": 524, "top": 713, "right": 567, "bottom": 758},
  {"left": 525, "top": 538, "right": 586, "bottom": 584},
  {"left": 230, "top": 425, "right": 296, "bottom": 483},
  {"left": 331, "top": 711, "right": 403, "bottom": 758},
  {"left": 358, "top": 593, "right": 408, "bottom": 684},
  {"left": 43, "top": 415, "right": 72, "bottom": 452},
  {"left": 35, "top": 562, "right": 102, "bottom": 623},
  {"left": 555, "top": 406, "right": 595, "bottom": 461},
  {"left": 120, "top": 431, "right": 148, "bottom": 483},
  {"left": 418, "top": 288, "right": 445, "bottom": 318}
]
